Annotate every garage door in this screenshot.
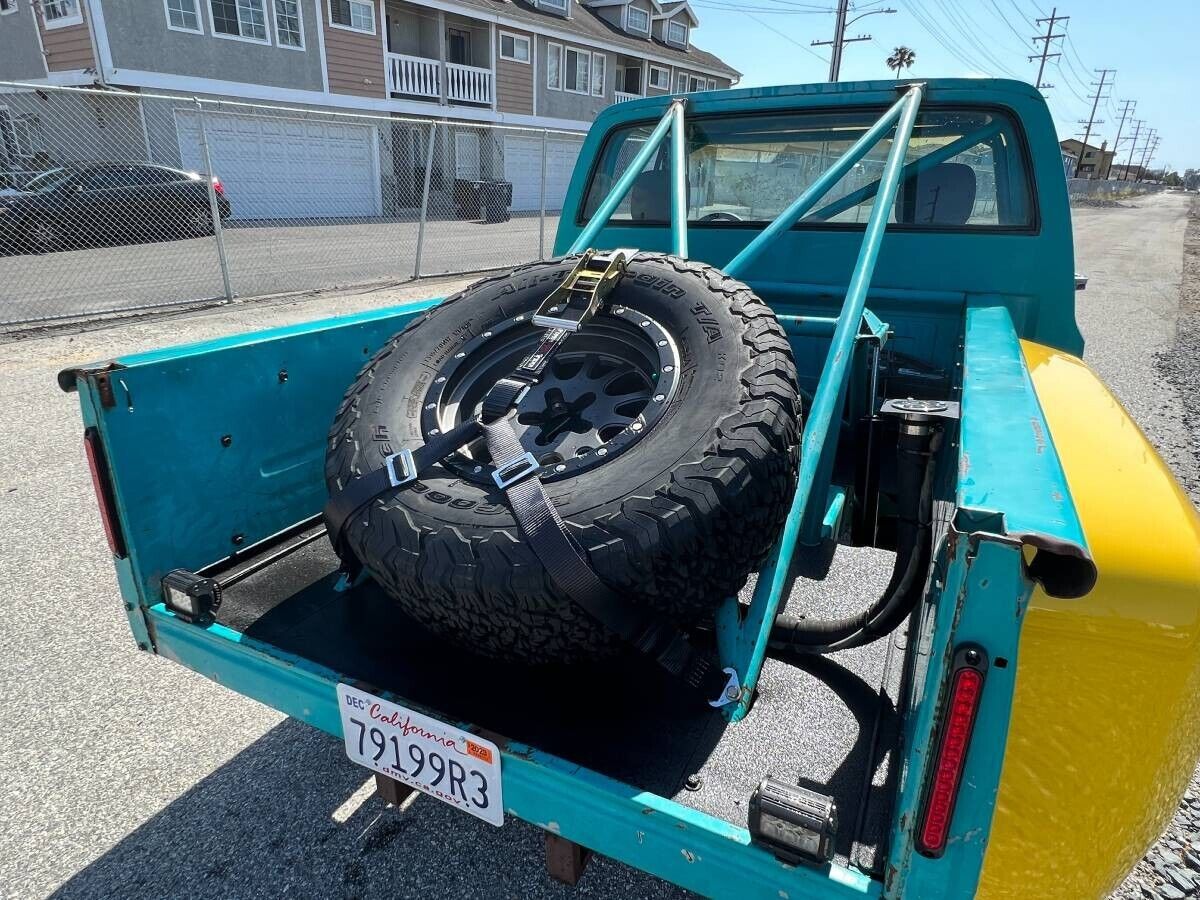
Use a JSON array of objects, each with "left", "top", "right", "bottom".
[
  {"left": 176, "top": 110, "right": 381, "bottom": 220},
  {"left": 504, "top": 134, "right": 582, "bottom": 213}
]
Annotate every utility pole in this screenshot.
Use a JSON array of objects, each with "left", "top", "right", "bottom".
[
  {"left": 1029, "top": 7, "right": 1068, "bottom": 91},
  {"left": 1140, "top": 135, "right": 1161, "bottom": 182},
  {"left": 1108, "top": 99, "right": 1136, "bottom": 179},
  {"left": 1073, "top": 68, "right": 1114, "bottom": 178},
  {"left": 1121, "top": 119, "right": 1143, "bottom": 180},
  {"left": 1134, "top": 128, "right": 1157, "bottom": 182},
  {"left": 814, "top": 0, "right": 896, "bottom": 82}
]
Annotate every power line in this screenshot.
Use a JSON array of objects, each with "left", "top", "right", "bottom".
[
  {"left": 923, "top": 0, "right": 1021, "bottom": 77},
  {"left": 1029, "top": 6, "right": 1068, "bottom": 91},
  {"left": 984, "top": 0, "right": 1033, "bottom": 50},
  {"left": 744, "top": 12, "right": 831, "bottom": 63},
  {"left": 904, "top": 1, "right": 981, "bottom": 72}
]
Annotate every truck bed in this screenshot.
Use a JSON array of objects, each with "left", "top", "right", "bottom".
[{"left": 213, "top": 527, "right": 905, "bottom": 873}]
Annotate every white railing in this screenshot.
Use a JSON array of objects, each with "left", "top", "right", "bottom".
[
  {"left": 614, "top": 91, "right": 642, "bottom": 103},
  {"left": 446, "top": 62, "right": 493, "bottom": 105},
  {"left": 388, "top": 53, "right": 439, "bottom": 98}
]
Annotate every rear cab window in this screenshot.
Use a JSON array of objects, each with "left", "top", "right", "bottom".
[{"left": 582, "top": 107, "right": 1035, "bottom": 230}]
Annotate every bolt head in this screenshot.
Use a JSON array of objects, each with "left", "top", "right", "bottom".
[
  {"left": 663, "top": 365, "right": 674, "bottom": 373},
  {"left": 654, "top": 394, "right": 665, "bottom": 402},
  {"left": 596, "top": 448, "right": 608, "bottom": 456},
  {"left": 555, "top": 464, "right": 566, "bottom": 472},
  {"left": 435, "top": 376, "right": 446, "bottom": 383},
  {"left": 631, "top": 422, "right": 643, "bottom": 431}
]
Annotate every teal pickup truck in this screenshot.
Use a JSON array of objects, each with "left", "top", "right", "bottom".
[{"left": 61, "top": 78, "right": 1200, "bottom": 899}]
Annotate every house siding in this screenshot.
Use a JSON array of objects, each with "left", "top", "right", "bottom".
[
  {"left": 0, "top": 2, "right": 47, "bottom": 80},
  {"left": 323, "top": 0, "right": 385, "bottom": 98},
  {"left": 496, "top": 27, "right": 533, "bottom": 115},
  {"left": 36, "top": 3, "right": 94, "bottom": 72},
  {"left": 535, "top": 35, "right": 609, "bottom": 121},
  {"left": 99, "top": 0, "right": 325, "bottom": 92}
]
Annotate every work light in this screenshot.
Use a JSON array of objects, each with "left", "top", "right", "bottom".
[
  {"left": 161, "top": 569, "right": 222, "bottom": 625},
  {"left": 748, "top": 778, "right": 838, "bottom": 865}
]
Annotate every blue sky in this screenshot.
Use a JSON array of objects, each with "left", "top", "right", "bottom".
[{"left": 690, "top": 0, "right": 1199, "bottom": 171}]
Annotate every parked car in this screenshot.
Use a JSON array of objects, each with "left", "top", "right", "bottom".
[{"left": 0, "top": 162, "right": 231, "bottom": 254}]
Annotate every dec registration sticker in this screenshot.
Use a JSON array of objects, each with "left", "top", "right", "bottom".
[{"left": 336, "top": 684, "right": 504, "bottom": 826}]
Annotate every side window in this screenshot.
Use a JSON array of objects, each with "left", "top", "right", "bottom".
[{"left": 80, "top": 169, "right": 124, "bottom": 191}]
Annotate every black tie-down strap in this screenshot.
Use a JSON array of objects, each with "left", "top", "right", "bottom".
[{"left": 480, "top": 415, "right": 738, "bottom": 706}]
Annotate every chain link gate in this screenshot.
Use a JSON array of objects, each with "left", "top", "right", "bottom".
[{"left": 0, "top": 81, "right": 585, "bottom": 326}]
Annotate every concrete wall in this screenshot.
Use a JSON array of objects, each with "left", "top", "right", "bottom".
[
  {"left": 100, "top": 0, "right": 325, "bottom": 91},
  {"left": 0, "top": 2, "right": 48, "bottom": 81},
  {"left": 36, "top": 1, "right": 94, "bottom": 72},
  {"left": 1066, "top": 178, "right": 1166, "bottom": 202},
  {"left": 534, "top": 34, "right": 609, "bottom": 121},
  {"left": 495, "top": 26, "right": 533, "bottom": 115},
  {"left": 322, "top": 0, "right": 385, "bottom": 97}
]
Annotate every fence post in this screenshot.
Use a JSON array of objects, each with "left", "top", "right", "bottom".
[
  {"left": 414, "top": 121, "right": 438, "bottom": 279},
  {"left": 538, "top": 129, "right": 549, "bottom": 260},
  {"left": 194, "top": 98, "right": 233, "bottom": 302}
]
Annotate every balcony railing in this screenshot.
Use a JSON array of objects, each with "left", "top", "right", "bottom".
[
  {"left": 614, "top": 91, "right": 643, "bottom": 103},
  {"left": 386, "top": 52, "right": 494, "bottom": 105},
  {"left": 446, "top": 61, "right": 493, "bottom": 104},
  {"left": 388, "top": 53, "right": 439, "bottom": 98}
]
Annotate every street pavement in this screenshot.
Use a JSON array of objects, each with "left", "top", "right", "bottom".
[
  {"left": 0, "top": 214, "right": 560, "bottom": 325},
  {"left": 0, "top": 192, "right": 1196, "bottom": 899}
]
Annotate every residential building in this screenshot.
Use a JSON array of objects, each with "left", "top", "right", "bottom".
[
  {"left": 0, "top": 0, "right": 738, "bottom": 217},
  {"left": 1059, "top": 138, "right": 1115, "bottom": 180},
  {"left": 1107, "top": 163, "right": 1145, "bottom": 182}
]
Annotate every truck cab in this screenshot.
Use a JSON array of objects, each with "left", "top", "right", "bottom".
[{"left": 61, "top": 78, "right": 1200, "bottom": 899}]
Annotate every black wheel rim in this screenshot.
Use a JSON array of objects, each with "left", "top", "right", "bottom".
[{"left": 422, "top": 307, "right": 681, "bottom": 483}]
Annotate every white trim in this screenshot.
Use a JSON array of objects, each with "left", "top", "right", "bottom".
[
  {"left": 327, "top": 0, "right": 375, "bottom": 34},
  {"left": 84, "top": 0, "right": 113, "bottom": 75},
  {"left": 666, "top": 19, "right": 686, "bottom": 47},
  {"left": 401, "top": 0, "right": 734, "bottom": 80},
  {"left": 207, "top": 0, "right": 272, "bottom": 44},
  {"left": 271, "top": 0, "right": 305, "bottom": 50},
  {"left": 42, "top": 0, "right": 82, "bottom": 29},
  {"left": 537, "top": 0, "right": 567, "bottom": 13},
  {"left": 624, "top": 4, "right": 649, "bottom": 34},
  {"left": 163, "top": 0, "right": 204, "bottom": 34},
  {"left": 0, "top": 0, "right": 18, "bottom": 16},
  {"left": 653, "top": 0, "right": 697, "bottom": 26},
  {"left": 545, "top": 39, "right": 562, "bottom": 91},
  {"left": 674, "top": 70, "right": 685, "bottom": 92},
  {"left": 313, "top": 0, "right": 330, "bottom": 91},
  {"left": 73, "top": 68, "right": 590, "bottom": 131},
  {"left": 498, "top": 29, "right": 530, "bottom": 64},
  {"left": 590, "top": 50, "right": 604, "bottom": 97},
  {"left": 531, "top": 33, "right": 537, "bottom": 113},
  {"left": 647, "top": 63, "right": 668, "bottom": 89}
]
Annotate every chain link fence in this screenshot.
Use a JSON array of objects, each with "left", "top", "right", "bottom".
[{"left": 0, "top": 82, "right": 585, "bottom": 326}]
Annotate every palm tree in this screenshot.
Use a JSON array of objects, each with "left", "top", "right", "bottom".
[{"left": 886, "top": 46, "right": 916, "bottom": 79}]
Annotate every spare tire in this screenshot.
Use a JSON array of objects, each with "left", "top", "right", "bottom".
[{"left": 325, "top": 253, "right": 800, "bottom": 663}]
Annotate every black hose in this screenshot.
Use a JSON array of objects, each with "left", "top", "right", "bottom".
[{"left": 769, "top": 420, "right": 941, "bottom": 656}]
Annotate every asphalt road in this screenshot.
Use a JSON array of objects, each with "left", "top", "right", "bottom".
[
  {"left": 0, "top": 192, "right": 1196, "bottom": 899},
  {"left": 0, "top": 214, "right": 560, "bottom": 325}
]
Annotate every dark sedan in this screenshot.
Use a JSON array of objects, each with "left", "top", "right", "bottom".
[{"left": 0, "top": 162, "right": 232, "bottom": 254}]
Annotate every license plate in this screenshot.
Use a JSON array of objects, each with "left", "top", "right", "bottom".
[{"left": 336, "top": 684, "right": 504, "bottom": 826}]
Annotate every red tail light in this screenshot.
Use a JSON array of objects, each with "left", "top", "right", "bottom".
[
  {"left": 84, "top": 427, "right": 127, "bottom": 558},
  {"left": 211, "top": 177, "right": 225, "bottom": 196},
  {"left": 916, "top": 647, "right": 987, "bottom": 857}
]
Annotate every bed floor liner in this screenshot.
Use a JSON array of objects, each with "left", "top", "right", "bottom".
[{"left": 214, "top": 533, "right": 905, "bottom": 874}]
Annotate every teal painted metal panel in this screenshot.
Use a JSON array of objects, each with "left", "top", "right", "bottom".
[
  {"left": 148, "top": 605, "right": 882, "bottom": 900},
  {"left": 956, "top": 303, "right": 1088, "bottom": 552},
  {"left": 884, "top": 535, "right": 1032, "bottom": 899},
  {"left": 66, "top": 298, "right": 442, "bottom": 613},
  {"left": 555, "top": 78, "right": 1083, "bottom": 354}
]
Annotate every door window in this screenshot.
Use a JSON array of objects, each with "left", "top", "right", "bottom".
[{"left": 447, "top": 28, "right": 471, "bottom": 65}]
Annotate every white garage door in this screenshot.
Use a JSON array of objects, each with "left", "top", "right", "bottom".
[
  {"left": 176, "top": 110, "right": 381, "bottom": 220},
  {"left": 504, "top": 134, "right": 582, "bottom": 213}
]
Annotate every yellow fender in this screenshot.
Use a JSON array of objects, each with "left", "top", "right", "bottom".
[{"left": 978, "top": 342, "right": 1200, "bottom": 899}]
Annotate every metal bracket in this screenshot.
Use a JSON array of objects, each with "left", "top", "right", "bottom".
[
  {"left": 385, "top": 449, "right": 418, "bottom": 487},
  {"left": 533, "top": 248, "right": 635, "bottom": 331},
  {"left": 545, "top": 833, "right": 593, "bottom": 886},
  {"left": 708, "top": 667, "right": 741, "bottom": 708},
  {"left": 879, "top": 398, "right": 961, "bottom": 421}
]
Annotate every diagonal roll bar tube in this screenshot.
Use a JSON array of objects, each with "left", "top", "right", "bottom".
[
  {"left": 723, "top": 90, "right": 912, "bottom": 279},
  {"left": 719, "top": 83, "right": 926, "bottom": 721},
  {"left": 669, "top": 100, "right": 689, "bottom": 258},
  {"left": 568, "top": 99, "right": 685, "bottom": 256}
]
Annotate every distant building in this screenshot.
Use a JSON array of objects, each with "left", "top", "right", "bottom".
[
  {"left": 1059, "top": 138, "right": 1116, "bottom": 179},
  {"left": 1107, "top": 164, "right": 1145, "bottom": 182}
]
